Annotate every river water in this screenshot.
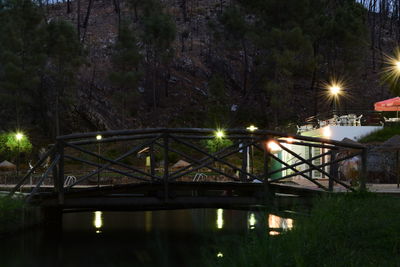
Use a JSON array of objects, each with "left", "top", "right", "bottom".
[{"left": 1, "top": 198, "right": 305, "bottom": 267}]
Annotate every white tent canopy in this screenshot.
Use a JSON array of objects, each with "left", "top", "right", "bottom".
[{"left": 0, "top": 160, "right": 16, "bottom": 171}]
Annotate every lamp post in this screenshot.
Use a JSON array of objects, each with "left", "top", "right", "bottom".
[
  {"left": 15, "top": 132, "right": 23, "bottom": 180},
  {"left": 329, "top": 84, "right": 341, "bottom": 115},
  {"left": 267, "top": 140, "right": 283, "bottom": 179},
  {"left": 96, "top": 135, "right": 102, "bottom": 187},
  {"left": 215, "top": 130, "right": 224, "bottom": 170},
  {"left": 246, "top": 125, "right": 258, "bottom": 174}
]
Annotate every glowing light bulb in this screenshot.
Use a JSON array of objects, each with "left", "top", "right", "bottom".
[
  {"left": 16, "top": 133, "right": 23, "bottom": 141},
  {"left": 215, "top": 130, "right": 224, "bottom": 139},
  {"left": 267, "top": 141, "right": 281, "bottom": 152},
  {"left": 246, "top": 125, "right": 258, "bottom": 132}
]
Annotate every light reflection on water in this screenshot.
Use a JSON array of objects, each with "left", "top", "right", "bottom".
[
  {"left": 93, "top": 211, "right": 103, "bottom": 234},
  {"left": 216, "top": 208, "right": 224, "bottom": 229},
  {"left": 1, "top": 208, "right": 297, "bottom": 266},
  {"left": 86, "top": 209, "right": 294, "bottom": 234},
  {"left": 248, "top": 212, "right": 257, "bottom": 229},
  {"left": 268, "top": 214, "right": 294, "bottom": 236}
]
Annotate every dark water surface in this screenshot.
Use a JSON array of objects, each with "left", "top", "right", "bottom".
[{"left": 1, "top": 198, "right": 305, "bottom": 267}]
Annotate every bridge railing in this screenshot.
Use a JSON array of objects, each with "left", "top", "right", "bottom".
[{"left": 9, "top": 128, "right": 367, "bottom": 201}]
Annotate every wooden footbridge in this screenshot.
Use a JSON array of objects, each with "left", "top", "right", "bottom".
[{"left": 9, "top": 128, "right": 367, "bottom": 211}]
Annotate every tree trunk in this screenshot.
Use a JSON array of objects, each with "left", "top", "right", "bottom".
[
  {"left": 81, "top": 0, "right": 94, "bottom": 43},
  {"left": 67, "top": 0, "right": 71, "bottom": 13},
  {"left": 77, "top": 0, "right": 81, "bottom": 40}
]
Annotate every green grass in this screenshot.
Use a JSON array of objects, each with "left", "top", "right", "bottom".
[
  {"left": 205, "top": 193, "right": 400, "bottom": 266},
  {"left": 0, "top": 196, "right": 25, "bottom": 236},
  {"left": 359, "top": 125, "right": 400, "bottom": 143}
]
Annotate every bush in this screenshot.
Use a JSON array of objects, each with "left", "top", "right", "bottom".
[
  {"left": 359, "top": 125, "right": 400, "bottom": 143},
  {"left": 205, "top": 193, "right": 400, "bottom": 266},
  {"left": 0, "top": 196, "right": 25, "bottom": 235}
]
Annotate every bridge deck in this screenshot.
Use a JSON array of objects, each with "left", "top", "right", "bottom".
[{"left": 25, "top": 182, "right": 326, "bottom": 211}]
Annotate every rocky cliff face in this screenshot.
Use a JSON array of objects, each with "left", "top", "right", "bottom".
[{"left": 47, "top": 0, "right": 392, "bottom": 133}]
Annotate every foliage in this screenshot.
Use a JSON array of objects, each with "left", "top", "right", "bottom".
[
  {"left": 5, "top": 132, "right": 32, "bottom": 152},
  {"left": 204, "top": 138, "right": 233, "bottom": 153},
  {"left": 110, "top": 22, "right": 142, "bottom": 120},
  {"left": 0, "top": 132, "right": 32, "bottom": 159},
  {"left": 0, "top": 196, "right": 25, "bottom": 235},
  {"left": 210, "top": 0, "right": 368, "bottom": 127},
  {"left": 0, "top": 0, "right": 47, "bottom": 129},
  {"left": 205, "top": 193, "right": 400, "bottom": 266},
  {"left": 45, "top": 19, "right": 83, "bottom": 135},
  {"left": 358, "top": 124, "right": 400, "bottom": 143},
  {"left": 206, "top": 75, "right": 230, "bottom": 127},
  {"left": 0, "top": 0, "right": 83, "bottom": 136},
  {"left": 110, "top": 23, "right": 142, "bottom": 89}
]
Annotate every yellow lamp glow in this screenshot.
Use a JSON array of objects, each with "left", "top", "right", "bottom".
[
  {"left": 329, "top": 85, "right": 341, "bottom": 96},
  {"left": 322, "top": 127, "right": 332, "bottom": 138},
  {"left": 323, "top": 126, "right": 331, "bottom": 138},
  {"left": 246, "top": 125, "right": 258, "bottom": 132},
  {"left": 96, "top": 134, "right": 102, "bottom": 140},
  {"left": 15, "top": 133, "right": 23, "bottom": 141},
  {"left": 381, "top": 49, "right": 400, "bottom": 87},
  {"left": 267, "top": 141, "right": 281, "bottom": 152},
  {"left": 215, "top": 130, "right": 225, "bottom": 139},
  {"left": 396, "top": 61, "right": 400, "bottom": 71},
  {"left": 286, "top": 137, "right": 294, "bottom": 143}
]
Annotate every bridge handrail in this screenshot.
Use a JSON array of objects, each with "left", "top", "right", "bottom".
[
  {"left": 9, "top": 146, "right": 56, "bottom": 196},
  {"left": 56, "top": 128, "right": 365, "bottom": 150},
  {"left": 11, "top": 128, "right": 368, "bottom": 202}
]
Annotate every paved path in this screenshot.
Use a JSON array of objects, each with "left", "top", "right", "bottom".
[{"left": 290, "top": 177, "right": 400, "bottom": 195}]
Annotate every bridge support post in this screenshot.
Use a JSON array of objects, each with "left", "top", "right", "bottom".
[
  {"left": 360, "top": 147, "right": 368, "bottom": 191},
  {"left": 241, "top": 144, "right": 248, "bottom": 182},
  {"left": 329, "top": 150, "right": 338, "bottom": 192},
  {"left": 163, "top": 135, "right": 169, "bottom": 201},
  {"left": 150, "top": 144, "right": 156, "bottom": 182},
  {"left": 308, "top": 147, "right": 312, "bottom": 179},
  {"left": 263, "top": 148, "right": 271, "bottom": 198},
  {"left": 57, "top": 142, "right": 65, "bottom": 205}
]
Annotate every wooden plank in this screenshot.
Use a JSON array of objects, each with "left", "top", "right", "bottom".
[
  {"left": 9, "top": 146, "right": 56, "bottom": 196},
  {"left": 57, "top": 128, "right": 365, "bottom": 149}
]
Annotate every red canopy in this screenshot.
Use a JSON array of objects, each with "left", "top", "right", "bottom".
[{"left": 374, "top": 97, "right": 400, "bottom": 111}]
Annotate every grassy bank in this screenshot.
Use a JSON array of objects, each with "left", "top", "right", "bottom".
[
  {"left": 359, "top": 125, "right": 400, "bottom": 143},
  {"left": 207, "top": 193, "right": 400, "bottom": 266},
  {"left": 0, "top": 196, "right": 25, "bottom": 236}
]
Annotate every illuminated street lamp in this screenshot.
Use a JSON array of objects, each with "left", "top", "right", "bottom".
[
  {"left": 267, "top": 140, "right": 281, "bottom": 153},
  {"left": 214, "top": 130, "right": 225, "bottom": 170},
  {"left": 215, "top": 130, "right": 224, "bottom": 139},
  {"left": 96, "top": 135, "right": 102, "bottom": 187},
  {"left": 328, "top": 83, "right": 342, "bottom": 115},
  {"left": 246, "top": 125, "right": 258, "bottom": 174},
  {"left": 15, "top": 132, "right": 23, "bottom": 179},
  {"left": 395, "top": 61, "right": 400, "bottom": 72},
  {"left": 246, "top": 125, "right": 258, "bottom": 132}
]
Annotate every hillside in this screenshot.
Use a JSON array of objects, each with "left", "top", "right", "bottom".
[{"left": 0, "top": 0, "right": 398, "bottom": 143}]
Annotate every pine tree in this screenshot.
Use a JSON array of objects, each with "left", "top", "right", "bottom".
[
  {"left": 0, "top": 0, "right": 47, "bottom": 130},
  {"left": 109, "top": 23, "right": 142, "bottom": 125},
  {"left": 45, "top": 19, "right": 83, "bottom": 136}
]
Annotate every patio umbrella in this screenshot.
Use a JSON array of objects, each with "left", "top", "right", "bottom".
[{"left": 374, "top": 97, "right": 400, "bottom": 112}]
